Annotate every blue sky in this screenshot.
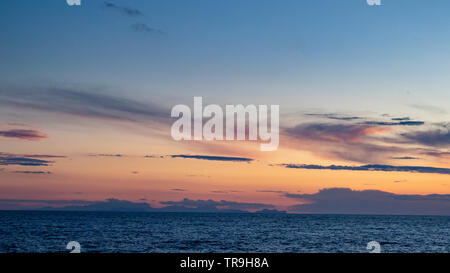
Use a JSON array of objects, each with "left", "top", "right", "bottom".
[{"left": 1, "top": 0, "right": 449, "bottom": 121}]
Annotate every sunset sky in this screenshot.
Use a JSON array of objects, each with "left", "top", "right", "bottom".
[{"left": 0, "top": 0, "right": 449, "bottom": 214}]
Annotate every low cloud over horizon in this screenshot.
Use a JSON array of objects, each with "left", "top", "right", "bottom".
[
  {"left": 1, "top": 188, "right": 449, "bottom": 215},
  {"left": 285, "top": 188, "right": 450, "bottom": 215}
]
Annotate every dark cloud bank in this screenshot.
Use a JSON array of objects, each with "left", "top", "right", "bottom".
[{"left": 285, "top": 188, "right": 450, "bottom": 216}]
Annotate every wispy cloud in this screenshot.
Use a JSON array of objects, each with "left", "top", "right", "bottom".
[
  {"left": 394, "top": 179, "right": 408, "bottom": 183},
  {"left": 131, "top": 23, "right": 164, "bottom": 34},
  {"left": 285, "top": 123, "right": 389, "bottom": 143},
  {"left": 170, "top": 188, "right": 187, "bottom": 192},
  {"left": 390, "top": 156, "right": 420, "bottom": 160},
  {"left": 88, "top": 154, "right": 123, "bottom": 157},
  {"left": 256, "top": 190, "right": 288, "bottom": 194},
  {"left": 410, "top": 104, "right": 447, "bottom": 115},
  {"left": 0, "top": 129, "right": 48, "bottom": 141},
  {"left": 144, "top": 155, "right": 164, "bottom": 158},
  {"left": 0, "top": 156, "right": 52, "bottom": 166},
  {"left": 304, "top": 113, "right": 362, "bottom": 121},
  {"left": 103, "top": 1, "right": 143, "bottom": 17},
  {"left": 391, "top": 117, "right": 411, "bottom": 121},
  {"left": 12, "top": 171, "right": 52, "bottom": 175},
  {"left": 0, "top": 88, "right": 169, "bottom": 124},
  {"left": 277, "top": 163, "right": 450, "bottom": 175},
  {"left": 283, "top": 111, "right": 449, "bottom": 163},
  {"left": 170, "top": 154, "right": 253, "bottom": 162},
  {"left": 421, "top": 150, "right": 450, "bottom": 159},
  {"left": 18, "top": 154, "right": 66, "bottom": 159},
  {"left": 0, "top": 123, "right": 48, "bottom": 141},
  {"left": 285, "top": 188, "right": 450, "bottom": 215},
  {"left": 283, "top": 123, "right": 402, "bottom": 162},
  {"left": 102, "top": 2, "right": 165, "bottom": 35},
  {"left": 0, "top": 153, "right": 64, "bottom": 166},
  {"left": 304, "top": 113, "right": 424, "bottom": 125},
  {"left": 400, "top": 124, "right": 450, "bottom": 147}
]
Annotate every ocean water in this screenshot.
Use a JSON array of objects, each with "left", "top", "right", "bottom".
[{"left": 0, "top": 211, "right": 448, "bottom": 253}]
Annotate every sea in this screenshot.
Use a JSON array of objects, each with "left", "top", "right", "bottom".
[{"left": 0, "top": 211, "right": 448, "bottom": 253}]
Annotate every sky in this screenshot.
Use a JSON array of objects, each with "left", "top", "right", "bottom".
[{"left": 0, "top": 0, "right": 449, "bottom": 214}]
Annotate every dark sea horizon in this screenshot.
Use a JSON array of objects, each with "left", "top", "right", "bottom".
[{"left": 0, "top": 210, "right": 448, "bottom": 253}]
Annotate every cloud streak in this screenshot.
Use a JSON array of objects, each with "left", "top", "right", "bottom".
[
  {"left": 88, "top": 154, "right": 123, "bottom": 157},
  {"left": 170, "top": 154, "right": 253, "bottom": 162},
  {"left": 410, "top": 104, "right": 447, "bottom": 115},
  {"left": 170, "top": 188, "right": 187, "bottom": 192},
  {"left": 0, "top": 157, "right": 52, "bottom": 166},
  {"left": 390, "top": 156, "right": 420, "bottom": 160},
  {"left": 283, "top": 123, "right": 404, "bottom": 162},
  {"left": 283, "top": 115, "right": 450, "bottom": 163},
  {"left": 102, "top": 2, "right": 164, "bottom": 35},
  {"left": 278, "top": 163, "right": 450, "bottom": 175},
  {"left": 0, "top": 129, "right": 48, "bottom": 141},
  {"left": 0, "top": 153, "right": 63, "bottom": 166},
  {"left": 285, "top": 123, "right": 389, "bottom": 143},
  {"left": 12, "top": 171, "right": 52, "bottom": 175},
  {"left": 400, "top": 125, "right": 450, "bottom": 147},
  {"left": 104, "top": 1, "right": 143, "bottom": 17},
  {"left": 303, "top": 113, "right": 425, "bottom": 126},
  {"left": 0, "top": 88, "right": 169, "bottom": 124},
  {"left": 362, "top": 121, "right": 425, "bottom": 126},
  {"left": 304, "top": 113, "right": 362, "bottom": 121}
]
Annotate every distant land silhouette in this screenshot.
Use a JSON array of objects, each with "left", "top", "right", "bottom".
[{"left": 39, "top": 198, "right": 287, "bottom": 214}]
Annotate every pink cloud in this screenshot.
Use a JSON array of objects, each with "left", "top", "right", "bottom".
[{"left": 0, "top": 129, "right": 48, "bottom": 141}]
